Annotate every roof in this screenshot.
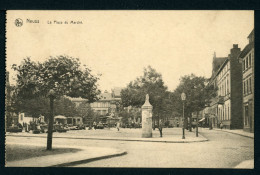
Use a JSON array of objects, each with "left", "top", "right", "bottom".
[
  {"left": 99, "top": 92, "right": 113, "bottom": 101},
  {"left": 238, "top": 42, "right": 254, "bottom": 59},
  {"left": 248, "top": 29, "right": 254, "bottom": 39},
  {"left": 54, "top": 115, "right": 67, "bottom": 119},
  {"left": 213, "top": 57, "right": 227, "bottom": 73}
]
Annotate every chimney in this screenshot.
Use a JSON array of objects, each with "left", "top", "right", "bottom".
[{"left": 230, "top": 44, "right": 240, "bottom": 58}]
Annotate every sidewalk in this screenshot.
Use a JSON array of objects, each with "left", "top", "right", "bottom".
[
  {"left": 6, "top": 142, "right": 126, "bottom": 167},
  {"left": 234, "top": 159, "right": 254, "bottom": 169},
  {"left": 213, "top": 128, "right": 254, "bottom": 139},
  {"left": 6, "top": 128, "right": 208, "bottom": 143}
]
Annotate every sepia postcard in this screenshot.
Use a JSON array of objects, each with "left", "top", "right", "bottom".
[{"left": 5, "top": 10, "right": 254, "bottom": 168}]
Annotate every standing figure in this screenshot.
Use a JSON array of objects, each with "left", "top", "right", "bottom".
[
  {"left": 158, "top": 119, "right": 163, "bottom": 137},
  {"left": 93, "top": 121, "right": 97, "bottom": 130},
  {"left": 116, "top": 121, "right": 120, "bottom": 131},
  {"left": 220, "top": 122, "right": 223, "bottom": 130}
]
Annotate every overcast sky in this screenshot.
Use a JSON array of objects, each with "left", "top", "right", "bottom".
[{"left": 6, "top": 10, "right": 254, "bottom": 92}]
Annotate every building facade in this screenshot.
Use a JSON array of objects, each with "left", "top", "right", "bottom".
[
  {"left": 238, "top": 29, "right": 254, "bottom": 133},
  {"left": 90, "top": 88, "right": 122, "bottom": 116},
  {"left": 208, "top": 44, "right": 243, "bottom": 129}
]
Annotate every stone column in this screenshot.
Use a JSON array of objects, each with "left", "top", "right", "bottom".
[{"left": 142, "top": 94, "right": 153, "bottom": 138}]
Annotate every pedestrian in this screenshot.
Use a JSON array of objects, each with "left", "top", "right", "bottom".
[
  {"left": 93, "top": 121, "right": 97, "bottom": 130},
  {"left": 158, "top": 119, "right": 163, "bottom": 137},
  {"left": 116, "top": 121, "right": 120, "bottom": 131},
  {"left": 220, "top": 122, "right": 223, "bottom": 130}
]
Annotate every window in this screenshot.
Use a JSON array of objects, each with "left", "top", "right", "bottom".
[
  {"left": 227, "top": 76, "right": 229, "bottom": 94},
  {"left": 224, "top": 105, "right": 226, "bottom": 120},
  {"left": 228, "top": 104, "right": 230, "bottom": 120},
  {"left": 246, "top": 79, "right": 249, "bottom": 94},
  {"left": 222, "top": 84, "right": 224, "bottom": 96},
  {"left": 249, "top": 53, "right": 252, "bottom": 67},
  {"left": 218, "top": 108, "right": 221, "bottom": 121},
  {"left": 225, "top": 78, "right": 227, "bottom": 95},
  {"left": 243, "top": 81, "right": 246, "bottom": 95},
  {"left": 244, "top": 106, "right": 249, "bottom": 126},
  {"left": 222, "top": 108, "right": 224, "bottom": 120},
  {"left": 243, "top": 59, "right": 245, "bottom": 71},
  {"left": 249, "top": 77, "right": 252, "bottom": 93},
  {"left": 246, "top": 56, "right": 249, "bottom": 69}
]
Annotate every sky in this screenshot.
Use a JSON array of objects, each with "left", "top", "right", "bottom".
[{"left": 6, "top": 10, "right": 254, "bottom": 92}]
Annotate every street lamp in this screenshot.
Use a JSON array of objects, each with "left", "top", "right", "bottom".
[
  {"left": 181, "top": 92, "right": 186, "bottom": 139},
  {"left": 47, "top": 89, "right": 55, "bottom": 150}
]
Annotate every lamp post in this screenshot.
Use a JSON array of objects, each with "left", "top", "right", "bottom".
[
  {"left": 196, "top": 111, "right": 199, "bottom": 137},
  {"left": 181, "top": 92, "right": 186, "bottom": 139},
  {"left": 47, "top": 89, "right": 55, "bottom": 150}
]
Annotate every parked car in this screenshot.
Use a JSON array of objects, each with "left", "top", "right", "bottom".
[
  {"left": 134, "top": 123, "right": 141, "bottom": 128},
  {"left": 102, "top": 123, "right": 108, "bottom": 128},
  {"left": 68, "top": 125, "right": 79, "bottom": 130},
  {"left": 33, "top": 129, "right": 41, "bottom": 134},
  {"left": 78, "top": 124, "right": 86, "bottom": 130},
  {"left": 168, "top": 124, "right": 173, "bottom": 128},
  {"left": 6, "top": 126, "right": 22, "bottom": 132},
  {"left": 96, "top": 123, "right": 104, "bottom": 129},
  {"left": 40, "top": 124, "right": 48, "bottom": 133},
  {"left": 32, "top": 125, "right": 42, "bottom": 134}
]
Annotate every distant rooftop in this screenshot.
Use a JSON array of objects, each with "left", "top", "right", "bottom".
[{"left": 99, "top": 92, "right": 113, "bottom": 101}]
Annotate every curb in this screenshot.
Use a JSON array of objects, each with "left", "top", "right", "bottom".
[
  {"left": 213, "top": 129, "right": 254, "bottom": 139},
  {"left": 51, "top": 151, "right": 127, "bottom": 167},
  {"left": 6, "top": 134, "right": 208, "bottom": 143}
]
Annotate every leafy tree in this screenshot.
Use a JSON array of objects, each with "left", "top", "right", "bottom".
[
  {"left": 172, "top": 74, "right": 217, "bottom": 131},
  {"left": 12, "top": 56, "right": 100, "bottom": 150},
  {"left": 121, "top": 66, "right": 172, "bottom": 127},
  {"left": 118, "top": 109, "right": 131, "bottom": 126},
  {"left": 76, "top": 101, "right": 96, "bottom": 125},
  {"left": 54, "top": 97, "right": 78, "bottom": 117}
]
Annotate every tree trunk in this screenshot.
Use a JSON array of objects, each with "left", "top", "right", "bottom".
[
  {"left": 196, "top": 111, "right": 199, "bottom": 137},
  {"left": 189, "top": 115, "right": 192, "bottom": 132},
  {"left": 47, "top": 96, "right": 54, "bottom": 150}
]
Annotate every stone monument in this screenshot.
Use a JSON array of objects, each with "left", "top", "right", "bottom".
[{"left": 142, "top": 94, "right": 153, "bottom": 138}]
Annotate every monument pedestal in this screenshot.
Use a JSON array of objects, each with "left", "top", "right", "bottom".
[{"left": 142, "top": 94, "right": 153, "bottom": 138}]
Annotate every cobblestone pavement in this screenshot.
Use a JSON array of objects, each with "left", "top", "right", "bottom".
[{"left": 6, "top": 127, "right": 254, "bottom": 168}]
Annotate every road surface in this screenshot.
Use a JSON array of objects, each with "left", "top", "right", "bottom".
[{"left": 6, "top": 128, "right": 253, "bottom": 168}]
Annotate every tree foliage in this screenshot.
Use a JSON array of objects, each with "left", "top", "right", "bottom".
[
  {"left": 12, "top": 56, "right": 100, "bottom": 102},
  {"left": 76, "top": 101, "right": 96, "bottom": 124},
  {"left": 172, "top": 74, "right": 217, "bottom": 117},
  {"left": 121, "top": 66, "right": 172, "bottom": 121}
]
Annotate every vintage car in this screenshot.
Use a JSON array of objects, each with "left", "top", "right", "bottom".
[
  {"left": 96, "top": 123, "right": 104, "bottom": 129},
  {"left": 6, "top": 126, "right": 23, "bottom": 133},
  {"left": 68, "top": 125, "right": 79, "bottom": 130}
]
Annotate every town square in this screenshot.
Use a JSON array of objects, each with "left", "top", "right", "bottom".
[{"left": 5, "top": 11, "right": 254, "bottom": 168}]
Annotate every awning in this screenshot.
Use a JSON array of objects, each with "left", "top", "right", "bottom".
[
  {"left": 54, "top": 115, "right": 67, "bottom": 119},
  {"left": 199, "top": 118, "right": 205, "bottom": 122}
]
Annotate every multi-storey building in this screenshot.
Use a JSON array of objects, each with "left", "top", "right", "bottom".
[
  {"left": 208, "top": 54, "right": 228, "bottom": 128},
  {"left": 208, "top": 44, "right": 243, "bottom": 129},
  {"left": 90, "top": 88, "right": 122, "bottom": 116},
  {"left": 238, "top": 29, "right": 254, "bottom": 133}
]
